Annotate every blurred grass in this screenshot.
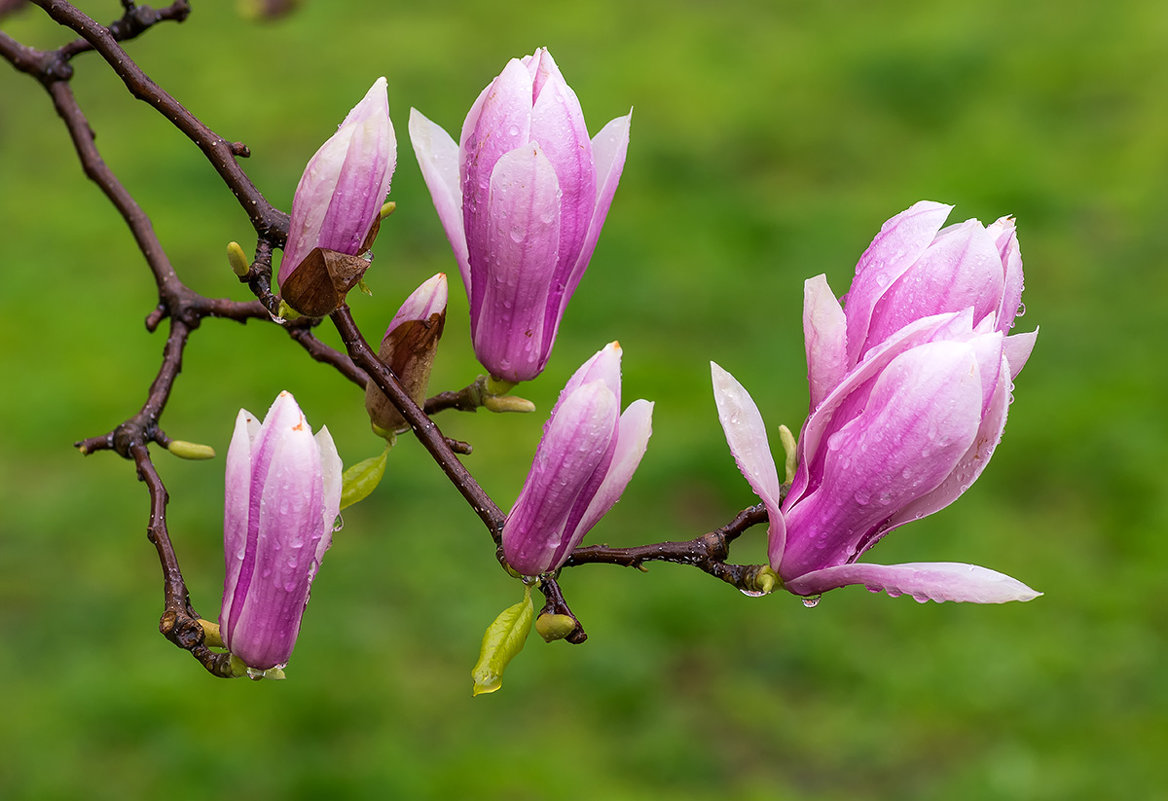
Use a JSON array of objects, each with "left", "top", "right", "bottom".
[{"left": 2, "top": 0, "right": 1166, "bottom": 798}]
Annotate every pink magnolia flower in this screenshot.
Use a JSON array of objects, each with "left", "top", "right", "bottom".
[
  {"left": 409, "top": 48, "right": 631, "bottom": 383},
  {"left": 712, "top": 205, "right": 1039, "bottom": 604},
  {"left": 503, "top": 343, "right": 653, "bottom": 574},
  {"left": 279, "top": 77, "right": 396, "bottom": 286},
  {"left": 219, "top": 392, "right": 342, "bottom": 669}
]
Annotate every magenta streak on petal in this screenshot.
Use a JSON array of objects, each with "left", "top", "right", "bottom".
[
  {"left": 461, "top": 60, "right": 534, "bottom": 328},
  {"left": 473, "top": 144, "right": 561, "bottom": 382}
]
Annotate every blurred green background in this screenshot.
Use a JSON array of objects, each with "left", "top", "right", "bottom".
[{"left": 2, "top": 1, "right": 1165, "bottom": 798}]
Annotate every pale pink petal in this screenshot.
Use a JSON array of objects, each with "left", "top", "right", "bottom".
[
  {"left": 803, "top": 274, "right": 848, "bottom": 409},
  {"left": 711, "top": 362, "right": 786, "bottom": 568},
  {"left": 785, "top": 561, "right": 1041, "bottom": 603},
  {"left": 1004, "top": 328, "right": 1038, "bottom": 379},
  {"left": 409, "top": 109, "right": 470, "bottom": 289},
  {"left": 574, "top": 398, "right": 654, "bottom": 538}
]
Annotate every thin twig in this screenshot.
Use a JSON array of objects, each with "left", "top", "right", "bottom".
[{"left": 331, "top": 305, "right": 508, "bottom": 540}]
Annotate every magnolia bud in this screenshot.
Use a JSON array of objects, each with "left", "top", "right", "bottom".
[{"left": 365, "top": 274, "right": 447, "bottom": 433}]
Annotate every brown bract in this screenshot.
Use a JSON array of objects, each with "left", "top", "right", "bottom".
[{"left": 280, "top": 247, "right": 371, "bottom": 317}]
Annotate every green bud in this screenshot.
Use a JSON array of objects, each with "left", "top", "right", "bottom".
[
  {"left": 778, "top": 424, "right": 797, "bottom": 485},
  {"left": 380, "top": 201, "right": 397, "bottom": 218},
  {"left": 339, "top": 444, "right": 390, "bottom": 511},
  {"left": 534, "top": 613, "right": 577, "bottom": 642},
  {"left": 471, "top": 586, "right": 533, "bottom": 696},
  {"left": 483, "top": 394, "right": 536, "bottom": 414},
  {"left": 276, "top": 299, "right": 300, "bottom": 322},
  {"left": 227, "top": 241, "right": 250, "bottom": 277},
  {"left": 167, "top": 440, "right": 216, "bottom": 460},
  {"left": 744, "top": 565, "right": 779, "bottom": 596}
]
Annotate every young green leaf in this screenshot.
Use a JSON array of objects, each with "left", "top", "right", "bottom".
[{"left": 471, "top": 585, "right": 534, "bottom": 696}]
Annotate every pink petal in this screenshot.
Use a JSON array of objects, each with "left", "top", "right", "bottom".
[
  {"left": 471, "top": 143, "right": 562, "bottom": 382},
  {"left": 409, "top": 109, "right": 471, "bottom": 290},
  {"left": 711, "top": 362, "right": 786, "bottom": 568},
  {"left": 574, "top": 398, "right": 654, "bottom": 538},
  {"left": 1004, "top": 328, "right": 1038, "bottom": 379},
  {"left": 803, "top": 274, "right": 848, "bottom": 410},
  {"left": 785, "top": 561, "right": 1041, "bottom": 603},
  {"left": 503, "top": 382, "right": 618, "bottom": 574},
  {"left": 860, "top": 219, "right": 1004, "bottom": 353},
  {"left": 461, "top": 58, "right": 534, "bottom": 286},
  {"left": 843, "top": 201, "right": 953, "bottom": 365}
]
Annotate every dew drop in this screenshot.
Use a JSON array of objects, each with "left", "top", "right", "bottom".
[
  {"left": 740, "top": 588, "right": 767, "bottom": 598},
  {"left": 801, "top": 594, "right": 821, "bottom": 608}
]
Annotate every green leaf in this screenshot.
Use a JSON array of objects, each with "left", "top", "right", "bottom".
[
  {"left": 339, "top": 445, "right": 389, "bottom": 511},
  {"left": 471, "top": 586, "right": 534, "bottom": 696}
]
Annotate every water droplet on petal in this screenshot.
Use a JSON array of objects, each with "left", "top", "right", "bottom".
[{"left": 801, "top": 594, "right": 821, "bottom": 608}]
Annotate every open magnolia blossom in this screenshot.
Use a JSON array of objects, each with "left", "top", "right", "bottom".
[
  {"left": 409, "top": 48, "right": 631, "bottom": 384},
  {"left": 502, "top": 343, "right": 653, "bottom": 574},
  {"left": 712, "top": 203, "right": 1040, "bottom": 604},
  {"left": 219, "top": 392, "right": 343, "bottom": 669}
]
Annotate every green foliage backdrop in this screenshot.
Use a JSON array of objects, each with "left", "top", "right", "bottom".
[{"left": 2, "top": 1, "right": 1165, "bottom": 798}]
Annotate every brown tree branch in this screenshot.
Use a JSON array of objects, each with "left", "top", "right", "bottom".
[{"left": 31, "top": 0, "right": 288, "bottom": 240}]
